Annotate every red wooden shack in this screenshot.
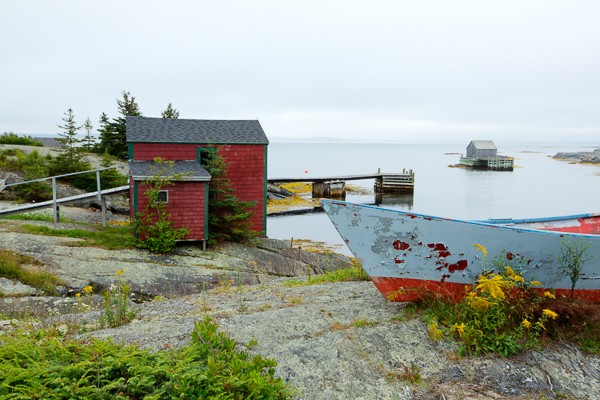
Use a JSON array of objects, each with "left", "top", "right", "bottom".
[{"left": 126, "top": 116, "right": 269, "bottom": 246}]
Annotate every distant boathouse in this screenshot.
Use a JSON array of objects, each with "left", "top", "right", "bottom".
[{"left": 459, "top": 140, "right": 513, "bottom": 171}]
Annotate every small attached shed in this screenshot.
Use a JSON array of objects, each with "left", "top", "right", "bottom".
[
  {"left": 126, "top": 116, "right": 269, "bottom": 244},
  {"left": 129, "top": 160, "right": 211, "bottom": 241},
  {"left": 466, "top": 140, "right": 497, "bottom": 159}
]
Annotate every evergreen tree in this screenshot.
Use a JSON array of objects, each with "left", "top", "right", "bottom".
[
  {"left": 203, "top": 148, "right": 258, "bottom": 245},
  {"left": 82, "top": 117, "right": 95, "bottom": 151},
  {"left": 98, "top": 91, "right": 142, "bottom": 160},
  {"left": 56, "top": 108, "right": 82, "bottom": 161},
  {"left": 161, "top": 103, "right": 180, "bottom": 119},
  {"left": 50, "top": 108, "right": 89, "bottom": 176}
]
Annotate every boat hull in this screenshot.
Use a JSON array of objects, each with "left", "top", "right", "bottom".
[{"left": 321, "top": 200, "right": 600, "bottom": 302}]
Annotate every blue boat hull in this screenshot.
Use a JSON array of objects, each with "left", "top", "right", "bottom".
[{"left": 321, "top": 200, "right": 600, "bottom": 302}]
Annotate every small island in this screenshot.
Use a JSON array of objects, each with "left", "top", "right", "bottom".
[{"left": 553, "top": 148, "right": 600, "bottom": 164}]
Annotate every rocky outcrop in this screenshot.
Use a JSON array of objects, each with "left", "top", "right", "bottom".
[
  {"left": 0, "top": 221, "right": 353, "bottom": 300},
  {"left": 553, "top": 148, "right": 600, "bottom": 163}
]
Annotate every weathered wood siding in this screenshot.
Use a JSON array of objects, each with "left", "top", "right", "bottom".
[
  {"left": 131, "top": 143, "right": 266, "bottom": 233},
  {"left": 136, "top": 180, "right": 206, "bottom": 240},
  {"left": 466, "top": 142, "right": 497, "bottom": 158}
]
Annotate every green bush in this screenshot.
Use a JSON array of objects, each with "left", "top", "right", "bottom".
[
  {"left": 419, "top": 245, "right": 600, "bottom": 357},
  {"left": 0, "top": 317, "right": 292, "bottom": 399},
  {"left": 0, "top": 132, "right": 43, "bottom": 146},
  {"left": 134, "top": 158, "right": 190, "bottom": 254}
]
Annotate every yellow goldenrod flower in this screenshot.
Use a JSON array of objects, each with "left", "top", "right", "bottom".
[
  {"left": 117, "top": 269, "right": 125, "bottom": 276},
  {"left": 451, "top": 323, "right": 466, "bottom": 337},
  {"left": 522, "top": 319, "right": 532, "bottom": 329},
  {"left": 543, "top": 291, "right": 556, "bottom": 299},
  {"left": 530, "top": 280, "right": 543, "bottom": 287},
  {"left": 510, "top": 274, "right": 525, "bottom": 284},
  {"left": 428, "top": 321, "right": 444, "bottom": 340},
  {"left": 82, "top": 285, "right": 93, "bottom": 294},
  {"left": 468, "top": 296, "right": 492, "bottom": 312},
  {"left": 472, "top": 243, "right": 487, "bottom": 258},
  {"left": 504, "top": 266, "right": 516, "bottom": 277},
  {"left": 476, "top": 274, "right": 506, "bottom": 300},
  {"left": 536, "top": 321, "right": 545, "bottom": 330},
  {"left": 75, "top": 293, "right": 81, "bottom": 297},
  {"left": 542, "top": 309, "right": 559, "bottom": 320}
]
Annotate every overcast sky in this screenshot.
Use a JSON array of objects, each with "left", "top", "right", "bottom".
[{"left": 1, "top": 0, "right": 599, "bottom": 143}]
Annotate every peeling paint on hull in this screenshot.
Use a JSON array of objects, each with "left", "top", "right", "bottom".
[{"left": 322, "top": 200, "right": 600, "bottom": 303}]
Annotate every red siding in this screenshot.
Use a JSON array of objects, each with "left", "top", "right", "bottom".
[
  {"left": 132, "top": 143, "right": 266, "bottom": 233},
  {"left": 136, "top": 181, "right": 206, "bottom": 241}
]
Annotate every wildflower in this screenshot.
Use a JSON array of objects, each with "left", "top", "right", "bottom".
[
  {"left": 468, "top": 295, "right": 492, "bottom": 312},
  {"left": 542, "top": 309, "right": 559, "bottom": 320},
  {"left": 530, "top": 280, "right": 543, "bottom": 287},
  {"left": 522, "top": 319, "right": 532, "bottom": 329},
  {"left": 476, "top": 274, "right": 506, "bottom": 300},
  {"left": 504, "top": 266, "right": 516, "bottom": 276},
  {"left": 543, "top": 291, "right": 556, "bottom": 299},
  {"left": 451, "top": 323, "right": 466, "bottom": 337},
  {"left": 75, "top": 293, "right": 81, "bottom": 297},
  {"left": 82, "top": 285, "right": 93, "bottom": 294},
  {"left": 472, "top": 243, "right": 487, "bottom": 258},
  {"left": 428, "top": 321, "right": 444, "bottom": 340},
  {"left": 117, "top": 269, "right": 125, "bottom": 276},
  {"left": 509, "top": 274, "right": 525, "bottom": 284},
  {"left": 536, "top": 321, "right": 545, "bottom": 330}
]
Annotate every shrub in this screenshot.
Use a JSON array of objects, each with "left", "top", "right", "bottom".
[
  {"left": 134, "top": 158, "right": 190, "bottom": 254},
  {"left": 0, "top": 132, "right": 43, "bottom": 146},
  {"left": 418, "top": 245, "right": 600, "bottom": 357},
  {"left": 0, "top": 317, "right": 292, "bottom": 398}
]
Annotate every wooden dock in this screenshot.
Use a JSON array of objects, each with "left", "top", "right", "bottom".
[
  {"left": 459, "top": 156, "right": 514, "bottom": 171},
  {"left": 269, "top": 170, "right": 415, "bottom": 198}
]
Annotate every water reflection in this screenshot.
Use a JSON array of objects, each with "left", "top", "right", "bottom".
[{"left": 374, "top": 192, "right": 414, "bottom": 209}]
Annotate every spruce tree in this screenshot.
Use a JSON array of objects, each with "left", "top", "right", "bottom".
[
  {"left": 161, "top": 103, "right": 180, "bottom": 119},
  {"left": 98, "top": 91, "right": 142, "bottom": 160},
  {"left": 203, "top": 148, "right": 258, "bottom": 245},
  {"left": 82, "top": 117, "right": 95, "bottom": 152},
  {"left": 50, "top": 108, "right": 89, "bottom": 175}
]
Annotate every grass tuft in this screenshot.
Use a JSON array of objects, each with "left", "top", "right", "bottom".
[
  {"left": 0, "top": 250, "right": 64, "bottom": 295},
  {"left": 283, "top": 265, "right": 369, "bottom": 287},
  {"left": 19, "top": 224, "right": 135, "bottom": 250}
]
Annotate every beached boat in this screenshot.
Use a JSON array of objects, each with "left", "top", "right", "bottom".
[{"left": 321, "top": 200, "right": 600, "bottom": 302}]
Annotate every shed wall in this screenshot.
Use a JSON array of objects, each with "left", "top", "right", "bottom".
[
  {"left": 135, "top": 181, "right": 207, "bottom": 241},
  {"left": 132, "top": 143, "right": 266, "bottom": 233},
  {"left": 466, "top": 143, "right": 497, "bottom": 158}
]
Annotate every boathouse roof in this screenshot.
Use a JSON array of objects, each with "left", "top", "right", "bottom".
[
  {"left": 128, "top": 160, "right": 211, "bottom": 181},
  {"left": 468, "top": 140, "right": 497, "bottom": 150},
  {"left": 126, "top": 116, "right": 269, "bottom": 145}
]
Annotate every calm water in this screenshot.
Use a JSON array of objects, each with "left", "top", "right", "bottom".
[{"left": 266, "top": 141, "right": 600, "bottom": 254}]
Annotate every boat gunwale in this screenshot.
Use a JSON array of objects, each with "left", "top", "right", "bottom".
[{"left": 322, "top": 200, "right": 600, "bottom": 240}]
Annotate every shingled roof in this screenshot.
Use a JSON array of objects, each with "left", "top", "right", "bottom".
[
  {"left": 126, "top": 116, "right": 268, "bottom": 144},
  {"left": 468, "top": 140, "right": 497, "bottom": 150},
  {"left": 128, "top": 160, "right": 211, "bottom": 181}
]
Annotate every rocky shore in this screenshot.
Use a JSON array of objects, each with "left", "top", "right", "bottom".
[
  {"left": 553, "top": 148, "right": 600, "bottom": 163},
  {"left": 1, "top": 216, "right": 599, "bottom": 399}
]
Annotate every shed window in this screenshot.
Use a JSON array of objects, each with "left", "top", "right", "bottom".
[{"left": 157, "top": 190, "right": 168, "bottom": 203}]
